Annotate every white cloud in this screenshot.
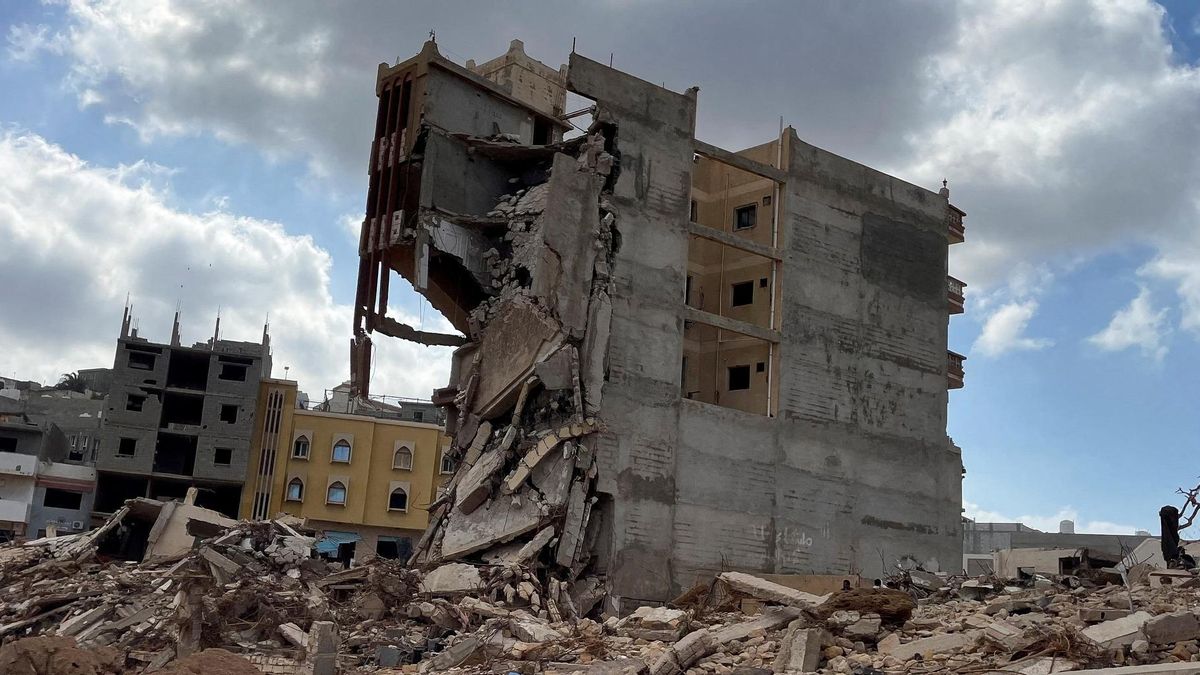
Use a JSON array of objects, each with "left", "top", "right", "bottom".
[
  {"left": 5, "top": 23, "right": 67, "bottom": 62},
  {"left": 0, "top": 131, "right": 449, "bottom": 399},
  {"left": 972, "top": 300, "right": 1052, "bottom": 357},
  {"left": 963, "top": 501, "right": 1141, "bottom": 536},
  {"left": 1087, "top": 286, "right": 1170, "bottom": 360},
  {"left": 339, "top": 212, "right": 362, "bottom": 246}
]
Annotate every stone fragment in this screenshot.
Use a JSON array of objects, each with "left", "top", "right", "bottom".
[
  {"left": 1079, "top": 608, "right": 1132, "bottom": 623},
  {"left": 420, "top": 563, "right": 483, "bottom": 595},
  {"left": 1144, "top": 611, "right": 1200, "bottom": 645},
  {"left": 772, "top": 627, "right": 830, "bottom": 673},
  {"left": 985, "top": 619, "right": 1030, "bottom": 651},
  {"left": 888, "top": 631, "right": 980, "bottom": 661},
  {"left": 1081, "top": 611, "right": 1152, "bottom": 649},
  {"left": 843, "top": 616, "right": 881, "bottom": 641},
  {"left": 510, "top": 619, "right": 564, "bottom": 643}
]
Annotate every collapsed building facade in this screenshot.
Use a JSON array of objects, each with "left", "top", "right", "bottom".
[{"left": 351, "top": 39, "right": 966, "bottom": 609}]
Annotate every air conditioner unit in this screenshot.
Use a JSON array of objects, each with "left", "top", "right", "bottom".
[{"left": 71, "top": 521, "right": 84, "bottom": 530}]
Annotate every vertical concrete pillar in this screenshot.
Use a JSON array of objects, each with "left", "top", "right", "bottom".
[{"left": 307, "top": 620, "right": 338, "bottom": 675}]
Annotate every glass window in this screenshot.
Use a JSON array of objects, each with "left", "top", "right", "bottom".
[
  {"left": 292, "top": 436, "right": 310, "bottom": 459},
  {"left": 327, "top": 481, "right": 346, "bottom": 505},
  {"left": 393, "top": 446, "right": 413, "bottom": 470},
  {"left": 440, "top": 452, "right": 455, "bottom": 475},
  {"left": 286, "top": 478, "right": 303, "bottom": 501},
  {"left": 734, "top": 204, "right": 757, "bottom": 230},
  {"left": 388, "top": 487, "right": 408, "bottom": 511},
  {"left": 331, "top": 440, "right": 351, "bottom": 463}
]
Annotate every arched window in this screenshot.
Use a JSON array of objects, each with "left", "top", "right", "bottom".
[
  {"left": 292, "top": 435, "right": 310, "bottom": 459},
  {"left": 286, "top": 478, "right": 303, "bottom": 501},
  {"left": 327, "top": 481, "right": 347, "bottom": 505},
  {"left": 393, "top": 445, "right": 413, "bottom": 470},
  {"left": 388, "top": 487, "right": 408, "bottom": 511},
  {"left": 331, "top": 439, "right": 351, "bottom": 463}
]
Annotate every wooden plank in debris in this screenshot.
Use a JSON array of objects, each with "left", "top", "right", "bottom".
[{"left": 314, "top": 565, "right": 370, "bottom": 588}]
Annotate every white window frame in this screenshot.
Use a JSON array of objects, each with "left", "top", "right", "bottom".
[
  {"left": 387, "top": 486, "right": 409, "bottom": 512},
  {"left": 392, "top": 443, "right": 414, "bottom": 470},
  {"left": 286, "top": 478, "right": 304, "bottom": 502},
  {"left": 292, "top": 435, "right": 310, "bottom": 459},
  {"left": 331, "top": 439, "right": 352, "bottom": 463},
  {"left": 326, "top": 481, "right": 347, "bottom": 505}
]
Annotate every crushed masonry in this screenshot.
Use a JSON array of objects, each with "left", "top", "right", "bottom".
[{"left": 7, "top": 504, "right": 1200, "bottom": 673}]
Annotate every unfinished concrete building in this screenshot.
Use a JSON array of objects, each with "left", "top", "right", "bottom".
[
  {"left": 94, "top": 308, "right": 271, "bottom": 519},
  {"left": 350, "top": 40, "right": 966, "bottom": 609}
]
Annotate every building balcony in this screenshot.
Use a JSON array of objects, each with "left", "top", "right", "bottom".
[
  {"left": 0, "top": 451, "right": 37, "bottom": 477},
  {"left": 0, "top": 497, "right": 31, "bottom": 525},
  {"left": 948, "top": 350, "right": 965, "bottom": 389},
  {"left": 948, "top": 276, "right": 966, "bottom": 315},
  {"left": 948, "top": 205, "right": 965, "bottom": 244}
]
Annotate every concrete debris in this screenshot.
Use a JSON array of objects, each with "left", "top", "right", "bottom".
[{"left": 10, "top": 530, "right": 1200, "bottom": 675}]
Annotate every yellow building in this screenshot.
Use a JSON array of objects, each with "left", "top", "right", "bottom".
[{"left": 240, "top": 379, "right": 451, "bottom": 562}]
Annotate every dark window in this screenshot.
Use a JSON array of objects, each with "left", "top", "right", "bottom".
[
  {"left": 413, "top": 411, "right": 423, "bottom": 422},
  {"left": 218, "top": 363, "right": 247, "bottom": 381},
  {"left": 759, "top": 277, "right": 768, "bottom": 288},
  {"left": 756, "top": 361, "right": 766, "bottom": 373},
  {"left": 126, "top": 394, "right": 146, "bottom": 412},
  {"left": 128, "top": 352, "right": 155, "bottom": 370},
  {"left": 292, "top": 436, "right": 310, "bottom": 459},
  {"left": 213, "top": 447, "right": 232, "bottom": 465},
  {"left": 440, "top": 454, "right": 456, "bottom": 474},
  {"left": 117, "top": 438, "right": 136, "bottom": 456},
  {"left": 734, "top": 204, "right": 757, "bottom": 230},
  {"left": 731, "top": 281, "right": 754, "bottom": 307},
  {"left": 0, "top": 437, "right": 16, "bottom": 452},
  {"left": 763, "top": 194, "right": 773, "bottom": 206},
  {"left": 685, "top": 275, "right": 694, "bottom": 305},
  {"left": 219, "top": 405, "right": 238, "bottom": 423},
  {"left": 690, "top": 199, "right": 698, "bottom": 222},
  {"left": 376, "top": 537, "right": 412, "bottom": 561},
  {"left": 728, "top": 365, "right": 751, "bottom": 391},
  {"left": 42, "top": 488, "right": 83, "bottom": 510},
  {"left": 388, "top": 488, "right": 408, "bottom": 511}
]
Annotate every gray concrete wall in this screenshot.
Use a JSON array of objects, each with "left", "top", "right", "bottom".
[
  {"left": 29, "top": 486, "right": 95, "bottom": 536},
  {"left": 964, "top": 522, "right": 1153, "bottom": 557},
  {"left": 96, "top": 335, "right": 267, "bottom": 501},
  {"left": 569, "top": 55, "right": 961, "bottom": 604}
]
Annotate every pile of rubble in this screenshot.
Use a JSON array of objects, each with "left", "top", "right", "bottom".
[{"left": 7, "top": 496, "right": 1200, "bottom": 675}]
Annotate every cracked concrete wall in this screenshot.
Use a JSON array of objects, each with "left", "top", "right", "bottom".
[{"left": 569, "top": 58, "right": 960, "bottom": 605}]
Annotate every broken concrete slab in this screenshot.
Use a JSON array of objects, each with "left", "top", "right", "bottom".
[
  {"left": 503, "top": 420, "right": 599, "bottom": 494},
  {"left": 456, "top": 447, "right": 505, "bottom": 515},
  {"left": 717, "top": 571, "right": 824, "bottom": 608},
  {"left": 420, "top": 563, "right": 484, "bottom": 595},
  {"left": 510, "top": 618, "right": 564, "bottom": 643},
  {"left": 773, "top": 627, "right": 831, "bottom": 673},
  {"left": 1081, "top": 611, "right": 1152, "bottom": 649},
  {"left": 887, "top": 630, "right": 980, "bottom": 661},
  {"left": 1143, "top": 611, "right": 1200, "bottom": 645},
  {"left": 1080, "top": 608, "right": 1132, "bottom": 623}
]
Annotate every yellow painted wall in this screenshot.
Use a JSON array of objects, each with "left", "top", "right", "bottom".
[{"left": 241, "top": 380, "right": 451, "bottom": 542}]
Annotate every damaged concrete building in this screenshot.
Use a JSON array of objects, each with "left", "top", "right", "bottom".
[
  {"left": 94, "top": 307, "right": 271, "bottom": 520},
  {"left": 350, "top": 39, "right": 967, "bottom": 609}
]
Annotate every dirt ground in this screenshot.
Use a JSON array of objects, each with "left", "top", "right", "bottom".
[
  {"left": 156, "top": 649, "right": 262, "bottom": 675},
  {"left": 0, "top": 635, "right": 122, "bottom": 675}
]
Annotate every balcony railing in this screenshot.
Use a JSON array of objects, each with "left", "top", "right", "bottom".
[
  {"left": 948, "top": 276, "right": 965, "bottom": 315},
  {"left": 948, "top": 350, "right": 965, "bottom": 389},
  {"left": 948, "top": 205, "right": 965, "bottom": 244}
]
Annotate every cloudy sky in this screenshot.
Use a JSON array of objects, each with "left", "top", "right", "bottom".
[{"left": 3, "top": 0, "right": 1200, "bottom": 535}]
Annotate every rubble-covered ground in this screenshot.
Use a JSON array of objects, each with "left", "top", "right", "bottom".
[{"left": 3, "top": 510, "right": 1200, "bottom": 674}]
